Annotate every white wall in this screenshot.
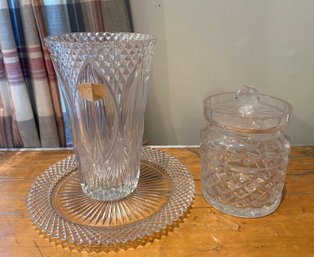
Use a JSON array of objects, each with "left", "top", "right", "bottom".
[{"left": 130, "top": 0, "right": 314, "bottom": 145}]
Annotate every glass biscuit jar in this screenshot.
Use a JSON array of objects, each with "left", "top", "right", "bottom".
[{"left": 200, "top": 86, "right": 292, "bottom": 218}]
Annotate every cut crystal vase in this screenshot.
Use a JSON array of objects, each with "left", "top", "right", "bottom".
[{"left": 45, "top": 33, "right": 155, "bottom": 201}]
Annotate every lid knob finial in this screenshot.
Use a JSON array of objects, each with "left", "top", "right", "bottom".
[{"left": 235, "top": 85, "right": 260, "bottom": 115}]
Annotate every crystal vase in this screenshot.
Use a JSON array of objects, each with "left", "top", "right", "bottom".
[{"left": 45, "top": 33, "right": 155, "bottom": 201}]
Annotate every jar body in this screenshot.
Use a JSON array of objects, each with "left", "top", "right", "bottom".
[{"left": 200, "top": 124, "right": 290, "bottom": 218}]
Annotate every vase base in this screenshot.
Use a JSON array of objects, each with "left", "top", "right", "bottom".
[{"left": 81, "top": 172, "right": 140, "bottom": 201}]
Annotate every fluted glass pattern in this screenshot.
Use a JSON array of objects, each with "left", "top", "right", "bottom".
[
  {"left": 45, "top": 33, "right": 155, "bottom": 200},
  {"left": 25, "top": 147, "right": 195, "bottom": 247}
]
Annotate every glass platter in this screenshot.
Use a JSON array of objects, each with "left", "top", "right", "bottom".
[{"left": 25, "top": 147, "right": 195, "bottom": 247}]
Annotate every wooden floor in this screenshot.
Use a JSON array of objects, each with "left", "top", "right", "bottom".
[{"left": 0, "top": 146, "right": 313, "bottom": 257}]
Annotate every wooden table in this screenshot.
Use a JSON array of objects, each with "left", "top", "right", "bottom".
[{"left": 0, "top": 147, "right": 313, "bottom": 257}]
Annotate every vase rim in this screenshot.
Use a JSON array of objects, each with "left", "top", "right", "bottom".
[{"left": 44, "top": 32, "right": 156, "bottom": 47}]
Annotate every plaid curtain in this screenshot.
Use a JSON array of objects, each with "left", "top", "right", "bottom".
[{"left": 0, "top": 0, "right": 132, "bottom": 148}]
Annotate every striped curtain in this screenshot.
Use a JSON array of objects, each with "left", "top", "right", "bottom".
[{"left": 0, "top": 0, "right": 132, "bottom": 148}]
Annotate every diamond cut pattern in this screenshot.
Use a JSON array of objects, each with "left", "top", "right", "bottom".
[
  {"left": 201, "top": 126, "right": 290, "bottom": 217},
  {"left": 45, "top": 33, "right": 153, "bottom": 97}
]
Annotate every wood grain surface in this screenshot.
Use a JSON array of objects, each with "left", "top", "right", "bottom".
[{"left": 0, "top": 147, "right": 313, "bottom": 257}]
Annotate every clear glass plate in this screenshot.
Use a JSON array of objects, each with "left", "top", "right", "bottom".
[{"left": 25, "top": 147, "right": 194, "bottom": 246}]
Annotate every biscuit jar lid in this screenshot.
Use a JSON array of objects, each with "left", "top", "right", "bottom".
[{"left": 203, "top": 86, "right": 293, "bottom": 133}]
